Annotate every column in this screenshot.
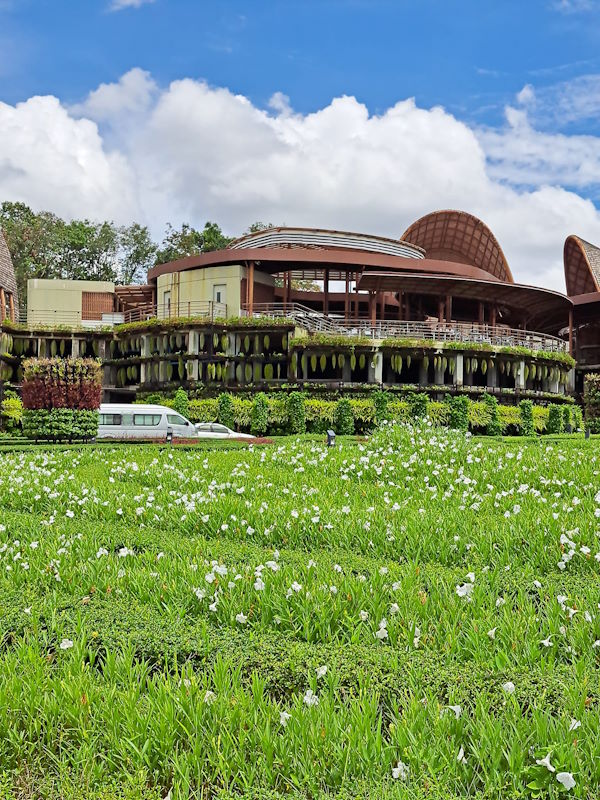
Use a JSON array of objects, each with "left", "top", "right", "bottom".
[
  {"left": 438, "top": 298, "right": 444, "bottom": 323},
  {"left": 453, "top": 353, "right": 464, "bottom": 387},
  {"left": 568, "top": 308, "right": 574, "bottom": 356},
  {"left": 323, "top": 269, "right": 329, "bottom": 317},
  {"left": 344, "top": 273, "right": 350, "bottom": 322},
  {"left": 8, "top": 294, "right": 15, "bottom": 322},
  {"left": 186, "top": 330, "right": 199, "bottom": 382},
  {"left": 0, "top": 288, "right": 5, "bottom": 321},
  {"left": 445, "top": 295, "right": 452, "bottom": 323},
  {"left": 71, "top": 337, "right": 80, "bottom": 358},
  {"left": 515, "top": 360, "right": 526, "bottom": 390},
  {"left": 486, "top": 360, "right": 497, "bottom": 390},
  {"left": 369, "top": 292, "right": 376, "bottom": 325},
  {"left": 434, "top": 354, "right": 445, "bottom": 386},
  {"left": 247, "top": 262, "right": 255, "bottom": 315}
]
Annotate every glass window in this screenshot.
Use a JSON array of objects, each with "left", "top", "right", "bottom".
[
  {"left": 99, "top": 414, "right": 122, "bottom": 425},
  {"left": 133, "top": 414, "right": 161, "bottom": 426},
  {"left": 167, "top": 414, "right": 188, "bottom": 426},
  {"left": 212, "top": 424, "right": 230, "bottom": 434}
]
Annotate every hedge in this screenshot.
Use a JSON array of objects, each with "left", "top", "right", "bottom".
[
  {"left": 22, "top": 409, "right": 98, "bottom": 441},
  {"left": 182, "top": 392, "right": 581, "bottom": 437},
  {"left": 584, "top": 373, "right": 600, "bottom": 432}
]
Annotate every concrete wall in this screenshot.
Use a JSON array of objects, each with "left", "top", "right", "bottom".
[
  {"left": 156, "top": 266, "right": 275, "bottom": 318},
  {"left": 27, "top": 279, "right": 115, "bottom": 326}
]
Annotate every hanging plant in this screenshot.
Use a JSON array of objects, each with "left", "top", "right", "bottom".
[
  {"left": 481, "top": 359, "right": 487, "bottom": 375},
  {"left": 301, "top": 353, "right": 307, "bottom": 375},
  {"left": 244, "top": 335, "right": 250, "bottom": 353},
  {"left": 291, "top": 352, "right": 298, "bottom": 373},
  {"left": 50, "top": 340, "right": 57, "bottom": 357},
  {"left": 442, "top": 356, "right": 448, "bottom": 372},
  {"left": 265, "top": 363, "right": 274, "bottom": 381},
  {"left": 216, "top": 363, "right": 222, "bottom": 380},
  {"left": 277, "top": 363, "right": 281, "bottom": 379},
  {"left": 176, "top": 333, "right": 183, "bottom": 349},
  {"left": 359, "top": 353, "right": 366, "bottom": 370},
  {"left": 254, "top": 334, "right": 260, "bottom": 353},
  {"left": 282, "top": 333, "right": 288, "bottom": 349},
  {"left": 531, "top": 363, "right": 537, "bottom": 380},
  {"left": 236, "top": 363, "right": 243, "bottom": 383},
  {"left": 449, "top": 358, "right": 455, "bottom": 375},
  {"left": 406, "top": 354, "right": 412, "bottom": 368},
  {"left": 350, "top": 353, "right": 357, "bottom": 371},
  {"left": 254, "top": 362, "right": 262, "bottom": 382},
  {"left": 320, "top": 354, "right": 327, "bottom": 372},
  {"left": 200, "top": 332, "right": 205, "bottom": 350},
  {"left": 213, "top": 333, "right": 220, "bottom": 350},
  {"left": 245, "top": 363, "right": 252, "bottom": 382},
  {"left": 523, "top": 365, "right": 529, "bottom": 381},
  {"left": 132, "top": 364, "right": 138, "bottom": 382},
  {"left": 332, "top": 353, "right": 337, "bottom": 369},
  {"left": 178, "top": 356, "right": 185, "bottom": 379},
  {"left": 166, "top": 363, "right": 173, "bottom": 381},
  {"left": 264, "top": 334, "right": 270, "bottom": 351},
  {"left": 310, "top": 354, "right": 317, "bottom": 373},
  {"left": 339, "top": 353, "right": 345, "bottom": 369},
  {"left": 423, "top": 355, "right": 429, "bottom": 371},
  {"left": 472, "top": 357, "right": 478, "bottom": 372}
]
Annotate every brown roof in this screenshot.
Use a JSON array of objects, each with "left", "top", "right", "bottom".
[
  {"left": 564, "top": 235, "right": 600, "bottom": 296},
  {"left": 0, "top": 229, "right": 18, "bottom": 299},
  {"left": 402, "top": 210, "right": 513, "bottom": 284}
]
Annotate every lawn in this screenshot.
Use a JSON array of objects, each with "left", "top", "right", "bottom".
[{"left": 0, "top": 426, "right": 599, "bottom": 798}]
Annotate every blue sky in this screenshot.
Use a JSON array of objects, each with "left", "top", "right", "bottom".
[
  {"left": 3, "top": 0, "right": 599, "bottom": 130},
  {"left": 2, "top": 0, "right": 600, "bottom": 289}
]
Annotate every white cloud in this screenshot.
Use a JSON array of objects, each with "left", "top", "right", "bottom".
[
  {"left": 552, "top": 0, "right": 596, "bottom": 12},
  {"left": 109, "top": 0, "right": 155, "bottom": 11},
  {"left": 3, "top": 71, "right": 600, "bottom": 291}
]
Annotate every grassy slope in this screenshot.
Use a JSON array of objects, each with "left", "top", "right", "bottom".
[{"left": 0, "top": 430, "right": 599, "bottom": 798}]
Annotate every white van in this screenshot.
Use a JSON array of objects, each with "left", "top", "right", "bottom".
[{"left": 97, "top": 404, "right": 197, "bottom": 440}]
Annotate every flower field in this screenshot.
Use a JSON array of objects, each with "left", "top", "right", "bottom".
[{"left": 1, "top": 426, "right": 600, "bottom": 798}]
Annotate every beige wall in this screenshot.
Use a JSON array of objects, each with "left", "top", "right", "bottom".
[
  {"left": 156, "top": 265, "right": 275, "bottom": 319},
  {"left": 27, "top": 279, "right": 115, "bottom": 326}
]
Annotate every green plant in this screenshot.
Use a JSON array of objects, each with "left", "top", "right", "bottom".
[
  {"left": 547, "top": 404, "right": 564, "bottom": 434},
  {"left": 286, "top": 391, "right": 306, "bottom": 434},
  {"left": 448, "top": 395, "right": 469, "bottom": 431},
  {"left": 519, "top": 399, "right": 535, "bottom": 436},
  {"left": 173, "top": 387, "right": 190, "bottom": 419},
  {"left": 407, "top": 392, "right": 428, "bottom": 419},
  {"left": 0, "top": 395, "right": 23, "bottom": 432},
  {"left": 483, "top": 393, "right": 502, "bottom": 436},
  {"left": 333, "top": 397, "right": 354, "bottom": 435},
  {"left": 218, "top": 393, "right": 235, "bottom": 430},
  {"left": 373, "top": 390, "right": 389, "bottom": 425},
  {"left": 250, "top": 392, "right": 268, "bottom": 436}
]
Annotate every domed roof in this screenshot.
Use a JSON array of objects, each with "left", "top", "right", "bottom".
[
  {"left": 564, "top": 234, "right": 600, "bottom": 296},
  {"left": 0, "top": 229, "right": 18, "bottom": 299},
  {"left": 401, "top": 210, "right": 513, "bottom": 283}
]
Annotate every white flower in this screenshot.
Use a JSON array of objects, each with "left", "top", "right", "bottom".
[
  {"left": 536, "top": 753, "right": 555, "bottom": 772},
  {"left": 280, "top": 710, "right": 291, "bottom": 727},
  {"left": 193, "top": 587, "right": 206, "bottom": 600},
  {"left": 59, "top": 639, "right": 74, "bottom": 650},
  {"left": 359, "top": 610, "right": 369, "bottom": 621},
  {"left": 487, "top": 628, "right": 497, "bottom": 640},
  {"left": 457, "top": 746, "right": 467, "bottom": 764},
  {"left": 533, "top": 580, "right": 542, "bottom": 588},
  {"left": 375, "top": 626, "right": 388, "bottom": 640},
  {"left": 203, "top": 690, "right": 216, "bottom": 704},
  {"left": 23, "top": 606, "right": 31, "bottom": 615},
  {"left": 502, "top": 681, "right": 515, "bottom": 694},
  {"left": 569, "top": 718, "right": 581, "bottom": 732},
  {"left": 316, "top": 665, "right": 328, "bottom": 679},
  {"left": 205, "top": 572, "right": 215, "bottom": 583},
  {"left": 96, "top": 548, "right": 108, "bottom": 558},
  {"left": 65, "top": 510, "right": 74, "bottom": 518},
  {"left": 496, "top": 596, "right": 506, "bottom": 608},
  {"left": 254, "top": 577, "right": 265, "bottom": 591},
  {"left": 303, "top": 688, "right": 319, "bottom": 707},
  {"left": 556, "top": 772, "right": 576, "bottom": 790},
  {"left": 390, "top": 602, "right": 400, "bottom": 614},
  {"left": 540, "top": 636, "right": 553, "bottom": 648},
  {"left": 456, "top": 582, "right": 473, "bottom": 598},
  {"left": 235, "top": 612, "right": 248, "bottom": 625},
  {"left": 290, "top": 582, "right": 302, "bottom": 593},
  {"left": 448, "top": 705, "right": 462, "bottom": 719},
  {"left": 391, "top": 760, "right": 409, "bottom": 780},
  {"left": 466, "top": 572, "right": 475, "bottom": 582}
]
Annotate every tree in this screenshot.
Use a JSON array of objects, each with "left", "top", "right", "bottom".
[
  {"left": 55, "top": 219, "right": 119, "bottom": 282},
  {"left": 118, "top": 223, "right": 156, "bottom": 284},
  {"left": 155, "top": 221, "right": 232, "bottom": 264},
  {"left": 202, "top": 221, "right": 232, "bottom": 252}
]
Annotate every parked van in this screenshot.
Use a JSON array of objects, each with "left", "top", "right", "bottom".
[{"left": 97, "top": 404, "right": 196, "bottom": 440}]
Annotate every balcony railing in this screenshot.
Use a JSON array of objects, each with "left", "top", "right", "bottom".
[
  {"left": 243, "top": 303, "right": 569, "bottom": 353},
  {"left": 122, "top": 300, "right": 227, "bottom": 324}
]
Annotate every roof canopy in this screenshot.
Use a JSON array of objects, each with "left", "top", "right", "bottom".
[
  {"left": 402, "top": 210, "right": 513, "bottom": 284},
  {"left": 564, "top": 235, "right": 600, "bottom": 296},
  {"left": 0, "top": 229, "right": 18, "bottom": 300}
]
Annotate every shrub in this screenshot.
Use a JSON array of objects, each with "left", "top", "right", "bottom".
[
  {"left": 1, "top": 394, "right": 23, "bottom": 432},
  {"left": 519, "top": 399, "right": 535, "bottom": 437},
  {"left": 407, "top": 392, "right": 428, "bottom": 419},
  {"left": 373, "top": 390, "right": 389, "bottom": 425},
  {"left": 483, "top": 393, "right": 502, "bottom": 436},
  {"left": 584, "top": 374, "right": 600, "bottom": 433},
  {"left": 250, "top": 393, "right": 269, "bottom": 436},
  {"left": 173, "top": 387, "right": 189, "bottom": 419},
  {"left": 333, "top": 397, "right": 354, "bottom": 435},
  {"left": 562, "top": 404, "right": 572, "bottom": 431},
  {"left": 305, "top": 400, "right": 335, "bottom": 434},
  {"left": 22, "top": 408, "right": 98, "bottom": 441},
  {"left": 449, "top": 396, "right": 469, "bottom": 431},
  {"left": 188, "top": 398, "right": 218, "bottom": 422},
  {"left": 572, "top": 404, "right": 583, "bottom": 431},
  {"left": 547, "top": 404, "right": 564, "bottom": 434},
  {"left": 287, "top": 392, "right": 306, "bottom": 434},
  {"left": 428, "top": 400, "right": 450, "bottom": 427},
  {"left": 21, "top": 358, "right": 101, "bottom": 410},
  {"left": 218, "top": 393, "right": 235, "bottom": 430}
]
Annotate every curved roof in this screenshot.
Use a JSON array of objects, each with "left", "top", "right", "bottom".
[
  {"left": 230, "top": 227, "right": 425, "bottom": 260},
  {"left": 564, "top": 234, "right": 600, "bottom": 296},
  {"left": 402, "top": 210, "right": 513, "bottom": 284},
  {"left": 0, "top": 229, "right": 18, "bottom": 299}
]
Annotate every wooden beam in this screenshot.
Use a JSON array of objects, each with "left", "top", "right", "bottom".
[
  {"left": 323, "top": 268, "right": 329, "bottom": 317},
  {"left": 568, "top": 307, "right": 574, "bottom": 356},
  {"left": 445, "top": 294, "right": 452, "bottom": 323},
  {"left": 380, "top": 292, "right": 385, "bottom": 321},
  {"left": 398, "top": 291, "right": 403, "bottom": 321},
  {"left": 0, "top": 288, "right": 5, "bottom": 322},
  {"left": 438, "top": 297, "right": 444, "bottom": 323},
  {"left": 369, "top": 292, "right": 376, "bottom": 325},
  {"left": 478, "top": 301, "right": 485, "bottom": 325},
  {"left": 8, "top": 293, "right": 15, "bottom": 323},
  {"left": 490, "top": 305, "right": 497, "bottom": 328},
  {"left": 344, "top": 272, "right": 350, "bottom": 322}
]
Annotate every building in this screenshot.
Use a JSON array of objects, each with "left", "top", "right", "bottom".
[
  {"left": 0, "top": 229, "right": 18, "bottom": 323},
  {"left": 564, "top": 235, "right": 600, "bottom": 393},
  {"left": 0, "top": 210, "right": 579, "bottom": 402}
]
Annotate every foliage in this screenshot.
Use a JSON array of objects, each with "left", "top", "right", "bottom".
[
  {"left": 250, "top": 393, "right": 269, "bottom": 436},
  {"left": 0, "top": 394, "right": 23, "bottom": 432},
  {"left": 155, "top": 221, "right": 232, "bottom": 264},
  {"left": 218, "top": 393, "right": 235, "bottom": 430},
  {"left": 483, "top": 393, "right": 502, "bottom": 436},
  {"left": 373, "top": 390, "right": 389, "bottom": 425},
  {"left": 21, "top": 358, "right": 102, "bottom": 410},
  {"left": 547, "top": 404, "right": 564, "bottom": 435},
  {"left": 584, "top": 374, "right": 600, "bottom": 433},
  {"left": 448, "top": 395, "right": 469, "bottom": 431},
  {"left": 21, "top": 408, "right": 98, "bottom": 440},
  {"left": 333, "top": 398, "right": 354, "bottom": 435},
  {"left": 173, "top": 387, "right": 190, "bottom": 419},
  {"left": 407, "top": 392, "right": 429, "bottom": 419},
  {"left": 562, "top": 404, "right": 572, "bottom": 431},
  {"left": 188, "top": 398, "right": 218, "bottom": 422},
  {"left": 286, "top": 391, "right": 306, "bottom": 434},
  {"left": 519, "top": 399, "right": 535, "bottom": 437},
  {"left": 292, "top": 334, "right": 372, "bottom": 349}
]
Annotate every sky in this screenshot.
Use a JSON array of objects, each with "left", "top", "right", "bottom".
[{"left": 2, "top": 0, "right": 600, "bottom": 290}]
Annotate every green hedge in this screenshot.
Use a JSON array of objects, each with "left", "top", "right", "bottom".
[{"left": 22, "top": 409, "right": 98, "bottom": 441}]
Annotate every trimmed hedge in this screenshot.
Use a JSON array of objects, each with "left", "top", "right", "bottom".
[
  {"left": 22, "top": 408, "right": 98, "bottom": 441},
  {"left": 584, "top": 373, "right": 600, "bottom": 432},
  {"left": 183, "top": 392, "right": 582, "bottom": 437}
]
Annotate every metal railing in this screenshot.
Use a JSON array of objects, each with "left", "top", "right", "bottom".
[
  {"left": 242, "top": 302, "right": 568, "bottom": 352},
  {"left": 22, "top": 309, "right": 114, "bottom": 329},
  {"left": 122, "top": 300, "right": 227, "bottom": 324}
]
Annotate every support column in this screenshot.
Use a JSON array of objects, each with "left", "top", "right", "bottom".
[
  {"left": 434, "top": 354, "right": 445, "bottom": 386},
  {"left": 380, "top": 292, "right": 385, "bottom": 321},
  {"left": 8, "top": 294, "right": 15, "bottom": 322},
  {"left": 486, "top": 360, "right": 497, "bottom": 390},
  {"left": 453, "top": 353, "right": 464, "bottom": 387},
  {"left": 344, "top": 273, "right": 350, "bottom": 322},
  {"left": 369, "top": 292, "right": 376, "bottom": 325},
  {"left": 438, "top": 298, "right": 444, "bottom": 323},
  {"left": 354, "top": 285, "right": 359, "bottom": 319},
  {"left": 323, "top": 269, "right": 329, "bottom": 317},
  {"left": 445, "top": 295, "right": 452, "bottom": 323},
  {"left": 398, "top": 291, "right": 403, "bottom": 321},
  {"left": 568, "top": 307, "right": 574, "bottom": 356},
  {"left": 490, "top": 306, "right": 497, "bottom": 328},
  {"left": 515, "top": 360, "right": 526, "bottom": 390},
  {"left": 71, "top": 337, "right": 80, "bottom": 358},
  {"left": 248, "top": 262, "right": 255, "bottom": 315},
  {"left": 405, "top": 294, "right": 411, "bottom": 320},
  {"left": 0, "top": 288, "right": 5, "bottom": 321},
  {"left": 186, "top": 330, "right": 199, "bottom": 382},
  {"left": 478, "top": 302, "right": 484, "bottom": 325}
]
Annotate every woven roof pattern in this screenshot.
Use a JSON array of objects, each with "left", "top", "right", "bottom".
[
  {"left": 564, "top": 235, "right": 600, "bottom": 296},
  {"left": 0, "top": 229, "right": 18, "bottom": 298},
  {"left": 401, "top": 210, "right": 513, "bottom": 283}
]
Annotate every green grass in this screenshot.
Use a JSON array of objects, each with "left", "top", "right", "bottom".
[{"left": 0, "top": 426, "right": 599, "bottom": 798}]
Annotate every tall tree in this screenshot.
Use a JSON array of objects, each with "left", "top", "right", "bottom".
[
  {"left": 118, "top": 223, "right": 156, "bottom": 284},
  {"left": 155, "top": 221, "right": 232, "bottom": 264}
]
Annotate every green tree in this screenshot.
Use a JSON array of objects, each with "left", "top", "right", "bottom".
[
  {"left": 155, "top": 221, "right": 232, "bottom": 264},
  {"left": 118, "top": 223, "right": 156, "bottom": 284}
]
